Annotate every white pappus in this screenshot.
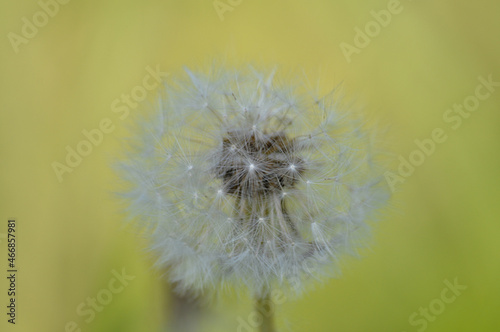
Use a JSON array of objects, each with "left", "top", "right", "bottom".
[{"left": 117, "top": 65, "right": 389, "bottom": 298}]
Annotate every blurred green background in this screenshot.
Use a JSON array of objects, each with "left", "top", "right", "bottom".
[{"left": 1, "top": 0, "right": 499, "bottom": 331}]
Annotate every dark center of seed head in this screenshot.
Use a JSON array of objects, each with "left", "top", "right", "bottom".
[{"left": 215, "top": 130, "right": 305, "bottom": 198}]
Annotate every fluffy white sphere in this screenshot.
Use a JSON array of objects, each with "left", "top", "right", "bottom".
[{"left": 118, "top": 66, "right": 388, "bottom": 297}]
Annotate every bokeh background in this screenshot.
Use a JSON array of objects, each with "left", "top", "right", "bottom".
[{"left": 1, "top": 0, "right": 500, "bottom": 331}]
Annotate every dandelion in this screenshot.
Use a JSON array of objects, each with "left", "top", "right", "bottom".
[{"left": 118, "top": 65, "right": 388, "bottom": 331}]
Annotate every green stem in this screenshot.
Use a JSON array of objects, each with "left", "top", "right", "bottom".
[
  {"left": 256, "top": 291, "right": 275, "bottom": 332},
  {"left": 168, "top": 282, "right": 201, "bottom": 332}
]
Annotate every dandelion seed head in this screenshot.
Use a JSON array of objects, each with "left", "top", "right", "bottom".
[{"left": 118, "top": 65, "right": 389, "bottom": 297}]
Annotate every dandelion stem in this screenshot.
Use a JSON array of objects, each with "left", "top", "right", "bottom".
[
  {"left": 168, "top": 283, "right": 201, "bottom": 332},
  {"left": 255, "top": 291, "right": 275, "bottom": 332}
]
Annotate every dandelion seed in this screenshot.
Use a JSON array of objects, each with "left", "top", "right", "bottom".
[{"left": 117, "top": 65, "right": 389, "bottom": 331}]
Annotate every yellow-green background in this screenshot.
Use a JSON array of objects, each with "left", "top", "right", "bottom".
[{"left": 1, "top": 0, "right": 499, "bottom": 331}]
